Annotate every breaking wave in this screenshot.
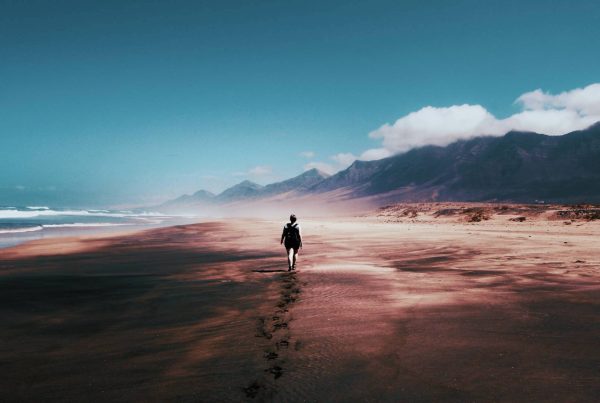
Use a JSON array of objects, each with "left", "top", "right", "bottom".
[
  {"left": 0, "top": 207, "right": 163, "bottom": 219},
  {"left": 0, "top": 222, "right": 133, "bottom": 234},
  {"left": 0, "top": 226, "right": 44, "bottom": 234}
]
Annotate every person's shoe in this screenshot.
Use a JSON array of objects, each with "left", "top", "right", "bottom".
[
  {"left": 291, "top": 264, "right": 296, "bottom": 270},
  {"left": 288, "top": 265, "right": 292, "bottom": 272}
]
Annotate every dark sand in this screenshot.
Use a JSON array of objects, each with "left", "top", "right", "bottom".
[{"left": 1, "top": 215, "right": 599, "bottom": 402}]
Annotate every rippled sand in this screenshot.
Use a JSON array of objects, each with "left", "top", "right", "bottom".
[{"left": 1, "top": 216, "right": 599, "bottom": 401}]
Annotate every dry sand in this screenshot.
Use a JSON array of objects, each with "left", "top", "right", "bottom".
[{"left": 1, "top": 207, "right": 599, "bottom": 402}]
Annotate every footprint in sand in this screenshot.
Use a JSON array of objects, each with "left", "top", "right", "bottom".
[
  {"left": 244, "top": 270, "right": 302, "bottom": 398},
  {"left": 255, "top": 317, "right": 273, "bottom": 339},
  {"left": 264, "top": 351, "right": 278, "bottom": 360},
  {"left": 273, "top": 322, "right": 288, "bottom": 330},
  {"left": 266, "top": 365, "right": 284, "bottom": 379},
  {"left": 276, "top": 339, "right": 289, "bottom": 349},
  {"left": 243, "top": 381, "right": 262, "bottom": 398}
]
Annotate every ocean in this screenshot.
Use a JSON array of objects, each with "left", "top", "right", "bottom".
[{"left": 0, "top": 206, "right": 192, "bottom": 248}]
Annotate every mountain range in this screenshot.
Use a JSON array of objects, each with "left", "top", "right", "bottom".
[
  {"left": 159, "top": 168, "right": 331, "bottom": 210},
  {"left": 159, "top": 122, "right": 600, "bottom": 212}
]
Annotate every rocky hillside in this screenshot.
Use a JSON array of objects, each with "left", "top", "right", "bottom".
[{"left": 310, "top": 122, "right": 600, "bottom": 203}]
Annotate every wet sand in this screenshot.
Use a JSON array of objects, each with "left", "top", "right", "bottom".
[{"left": 1, "top": 214, "right": 599, "bottom": 401}]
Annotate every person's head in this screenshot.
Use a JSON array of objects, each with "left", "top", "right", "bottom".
[{"left": 289, "top": 214, "right": 297, "bottom": 223}]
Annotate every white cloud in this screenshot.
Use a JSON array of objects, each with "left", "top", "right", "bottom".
[
  {"left": 501, "top": 108, "right": 597, "bottom": 136},
  {"left": 369, "top": 104, "right": 502, "bottom": 154},
  {"left": 232, "top": 165, "right": 273, "bottom": 177},
  {"left": 304, "top": 161, "right": 337, "bottom": 175},
  {"left": 302, "top": 83, "right": 600, "bottom": 177},
  {"left": 517, "top": 84, "right": 600, "bottom": 115},
  {"left": 304, "top": 153, "right": 357, "bottom": 175},
  {"left": 299, "top": 151, "right": 315, "bottom": 159},
  {"left": 331, "top": 152, "right": 357, "bottom": 167},
  {"left": 367, "top": 83, "right": 600, "bottom": 156},
  {"left": 248, "top": 165, "right": 272, "bottom": 176},
  {"left": 360, "top": 148, "right": 392, "bottom": 161}
]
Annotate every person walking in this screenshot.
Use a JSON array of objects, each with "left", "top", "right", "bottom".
[{"left": 281, "top": 214, "right": 302, "bottom": 271}]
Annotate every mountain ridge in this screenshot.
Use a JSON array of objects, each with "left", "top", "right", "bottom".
[
  {"left": 308, "top": 123, "right": 600, "bottom": 202},
  {"left": 159, "top": 168, "right": 330, "bottom": 209},
  {"left": 160, "top": 123, "right": 600, "bottom": 211}
]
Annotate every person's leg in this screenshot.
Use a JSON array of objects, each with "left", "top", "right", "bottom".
[
  {"left": 292, "top": 247, "right": 298, "bottom": 269},
  {"left": 286, "top": 247, "right": 293, "bottom": 270}
]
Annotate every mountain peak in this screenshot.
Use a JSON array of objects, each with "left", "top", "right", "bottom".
[
  {"left": 216, "top": 180, "right": 264, "bottom": 201},
  {"left": 587, "top": 120, "right": 600, "bottom": 130},
  {"left": 259, "top": 168, "right": 330, "bottom": 196},
  {"left": 233, "top": 180, "right": 263, "bottom": 189},
  {"left": 302, "top": 168, "right": 331, "bottom": 178},
  {"left": 160, "top": 188, "right": 214, "bottom": 208},
  {"left": 192, "top": 189, "right": 215, "bottom": 198}
]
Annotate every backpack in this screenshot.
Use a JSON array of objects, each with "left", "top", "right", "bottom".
[{"left": 285, "top": 223, "right": 300, "bottom": 243}]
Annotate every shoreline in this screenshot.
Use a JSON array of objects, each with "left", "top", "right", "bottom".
[{"left": 0, "top": 215, "right": 206, "bottom": 250}]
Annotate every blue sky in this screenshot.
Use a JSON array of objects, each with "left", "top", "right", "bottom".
[{"left": 1, "top": 0, "right": 599, "bottom": 207}]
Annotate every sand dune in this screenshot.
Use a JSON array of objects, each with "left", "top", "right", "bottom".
[{"left": 1, "top": 210, "right": 599, "bottom": 401}]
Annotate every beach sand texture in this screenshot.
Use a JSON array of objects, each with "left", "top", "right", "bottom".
[{"left": 1, "top": 211, "right": 599, "bottom": 402}]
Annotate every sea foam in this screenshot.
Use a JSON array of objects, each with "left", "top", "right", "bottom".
[{"left": 0, "top": 208, "right": 164, "bottom": 219}]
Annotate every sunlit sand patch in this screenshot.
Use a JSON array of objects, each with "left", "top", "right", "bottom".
[
  {"left": 306, "top": 262, "right": 395, "bottom": 275},
  {"left": 0, "top": 236, "right": 116, "bottom": 260},
  {"left": 383, "top": 269, "right": 517, "bottom": 308}
]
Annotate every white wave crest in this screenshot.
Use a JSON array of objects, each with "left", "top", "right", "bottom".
[
  {"left": 0, "top": 222, "right": 132, "bottom": 234},
  {"left": 42, "top": 223, "right": 130, "bottom": 228},
  {"left": 0, "top": 208, "right": 166, "bottom": 219},
  {"left": 0, "top": 226, "right": 43, "bottom": 234}
]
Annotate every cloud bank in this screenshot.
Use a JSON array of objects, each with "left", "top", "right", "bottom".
[
  {"left": 365, "top": 83, "right": 600, "bottom": 156},
  {"left": 307, "top": 83, "right": 600, "bottom": 174}
]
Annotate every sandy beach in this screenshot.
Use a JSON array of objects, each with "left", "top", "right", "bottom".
[{"left": 1, "top": 207, "right": 599, "bottom": 402}]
